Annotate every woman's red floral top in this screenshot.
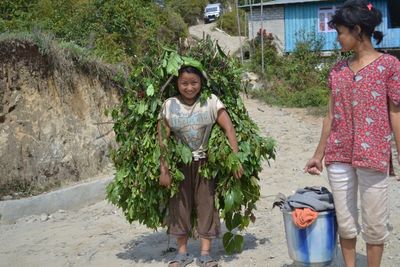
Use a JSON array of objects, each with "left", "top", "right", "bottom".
[{"left": 325, "top": 54, "right": 400, "bottom": 174}]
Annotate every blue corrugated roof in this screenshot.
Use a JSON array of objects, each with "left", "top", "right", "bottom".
[{"left": 240, "top": 0, "right": 329, "bottom": 7}]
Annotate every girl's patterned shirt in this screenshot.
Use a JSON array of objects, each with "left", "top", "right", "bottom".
[
  {"left": 159, "top": 94, "right": 225, "bottom": 160},
  {"left": 325, "top": 54, "right": 400, "bottom": 174}
]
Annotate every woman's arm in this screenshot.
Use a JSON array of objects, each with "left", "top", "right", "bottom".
[
  {"left": 390, "top": 100, "right": 400, "bottom": 166},
  {"left": 304, "top": 95, "right": 334, "bottom": 175},
  {"left": 157, "top": 119, "right": 172, "bottom": 187},
  {"left": 216, "top": 109, "right": 243, "bottom": 179}
]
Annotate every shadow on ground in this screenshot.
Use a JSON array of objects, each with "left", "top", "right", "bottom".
[{"left": 116, "top": 229, "right": 266, "bottom": 264}]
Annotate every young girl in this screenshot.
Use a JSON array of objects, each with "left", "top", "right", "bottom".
[
  {"left": 304, "top": 1, "right": 400, "bottom": 266},
  {"left": 158, "top": 65, "right": 243, "bottom": 267}
]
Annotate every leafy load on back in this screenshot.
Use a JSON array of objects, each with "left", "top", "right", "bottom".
[{"left": 106, "top": 37, "right": 276, "bottom": 254}]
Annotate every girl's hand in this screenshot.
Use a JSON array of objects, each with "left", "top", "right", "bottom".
[
  {"left": 234, "top": 164, "right": 244, "bottom": 179},
  {"left": 304, "top": 157, "right": 323, "bottom": 175},
  {"left": 159, "top": 171, "right": 172, "bottom": 187}
]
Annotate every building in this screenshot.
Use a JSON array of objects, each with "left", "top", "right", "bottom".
[{"left": 239, "top": 0, "right": 400, "bottom": 53}]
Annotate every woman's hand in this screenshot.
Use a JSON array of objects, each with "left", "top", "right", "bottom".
[
  {"left": 304, "top": 157, "right": 323, "bottom": 175},
  {"left": 159, "top": 170, "right": 172, "bottom": 187},
  {"left": 234, "top": 163, "right": 244, "bottom": 179},
  {"left": 397, "top": 154, "right": 400, "bottom": 181}
]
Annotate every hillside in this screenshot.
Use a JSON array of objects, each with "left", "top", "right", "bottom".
[{"left": 0, "top": 35, "right": 121, "bottom": 199}]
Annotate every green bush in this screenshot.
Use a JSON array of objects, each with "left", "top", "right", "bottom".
[
  {"left": 158, "top": 7, "right": 188, "bottom": 43},
  {"left": 248, "top": 30, "right": 336, "bottom": 108},
  {"left": 166, "top": 0, "right": 207, "bottom": 25},
  {"left": 249, "top": 30, "right": 279, "bottom": 77},
  {"left": 0, "top": 0, "right": 189, "bottom": 63},
  {"left": 217, "top": 8, "right": 246, "bottom": 36}
]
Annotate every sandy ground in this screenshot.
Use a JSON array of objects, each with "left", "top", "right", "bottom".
[
  {"left": 2, "top": 24, "right": 400, "bottom": 267},
  {"left": 1, "top": 96, "right": 400, "bottom": 267}
]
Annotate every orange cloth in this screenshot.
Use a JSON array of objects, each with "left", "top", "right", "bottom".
[{"left": 292, "top": 208, "right": 318, "bottom": 229}]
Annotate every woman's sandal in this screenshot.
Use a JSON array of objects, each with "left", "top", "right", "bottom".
[
  {"left": 168, "top": 252, "right": 194, "bottom": 267},
  {"left": 196, "top": 254, "right": 218, "bottom": 267}
]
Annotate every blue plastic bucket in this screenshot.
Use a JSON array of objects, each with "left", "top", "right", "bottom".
[{"left": 283, "top": 210, "right": 337, "bottom": 266}]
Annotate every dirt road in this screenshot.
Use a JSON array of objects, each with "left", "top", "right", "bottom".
[
  {"left": 2, "top": 96, "right": 400, "bottom": 267},
  {"left": 189, "top": 22, "right": 245, "bottom": 56}
]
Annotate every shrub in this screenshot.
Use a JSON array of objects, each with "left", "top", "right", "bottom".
[
  {"left": 166, "top": 0, "right": 207, "bottom": 25},
  {"left": 248, "top": 30, "right": 336, "bottom": 108},
  {"left": 216, "top": 8, "right": 246, "bottom": 36},
  {"left": 249, "top": 29, "right": 279, "bottom": 76},
  {"left": 0, "top": 0, "right": 189, "bottom": 63},
  {"left": 157, "top": 7, "right": 188, "bottom": 43}
]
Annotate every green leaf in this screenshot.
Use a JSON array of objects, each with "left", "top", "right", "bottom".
[
  {"left": 222, "top": 232, "right": 235, "bottom": 255},
  {"left": 224, "top": 190, "right": 234, "bottom": 212},
  {"left": 182, "top": 56, "right": 204, "bottom": 72},
  {"left": 225, "top": 212, "right": 242, "bottom": 231},
  {"left": 234, "top": 234, "right": 244, "bottom": 252},
  {"left": 177, "top": 142, "right": 192, "bottom": 165},
  {"left": 153, "top": 146, "right": 161, "bottom": 163},
  {"left": 151, "top": 99, "right": 158, "bottom": 113},
  {"left": 166, "top": 52, "right": 183, "bottom": 76},
  {"left": 115, "top": 168, "right": 129, "bottom": 182},
  {"left": 232, "top": 213, "right": 242, "bottom": 229},
  {"left": 225, "top": 212, "right": 233, "bottom": 231},
  {"left": 240, "top": 216, "right": 250, "bottom": 230},
  {"left": 239, "top": 141, "right": 251, "bottom": 157},
  {"left": 231, "top": 186, "right": 243, "bottom": 206},
  {"left": 223, "top": 232, "right": 243, "bottom": 255},
  {"left": 137, "top": 102, "right": 148, "bottom": 114},
  {"left": 146, "top": 84, "right": 154, "bottom": 96}
]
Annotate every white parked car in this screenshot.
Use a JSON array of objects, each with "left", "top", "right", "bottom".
[{"left": 204, "top": 3, "right": 223, "bottom": 23}]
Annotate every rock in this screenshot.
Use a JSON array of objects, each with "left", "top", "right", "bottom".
[
  {"left": 1, "top": 195, "right": 13, "bottom": 201},
  {"left": 40, "top": 213, "right": 49, "bottom": 222}
]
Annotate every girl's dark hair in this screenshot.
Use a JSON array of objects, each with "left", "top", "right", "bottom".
[
  {"left": 328, "top": 0, "right": 384, "bottom": 44},
  {"left": 178, "top": 65, "right": 204, "bottom": 79},
  {"left": 175, "top": 65, "right": 205, "bottom": 87}
]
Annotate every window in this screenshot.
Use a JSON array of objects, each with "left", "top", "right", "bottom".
[
  {"left": 206, "top": 7, "right": 218, "bottom": 12},
  {"left": 318, "top": 7, "right": 336, "bottom": 33},
  {"left": 388, "top": 1, "right": 400, "bottom": 28}
]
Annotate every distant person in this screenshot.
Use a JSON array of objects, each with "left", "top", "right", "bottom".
[
  {"left": 304, "top": 0, "right": 400, "bottom": 266},
  {"left": 158, "top": 65, "right": 243, "bottom": 267}
]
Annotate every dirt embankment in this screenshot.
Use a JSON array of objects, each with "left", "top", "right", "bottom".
[{"left": 0, "top": 39, "right": 120, "bottom": 198}]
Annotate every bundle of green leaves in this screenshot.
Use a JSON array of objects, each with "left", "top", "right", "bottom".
[{"left": 107, "top": 37, "right": 276, "bottom": 254}]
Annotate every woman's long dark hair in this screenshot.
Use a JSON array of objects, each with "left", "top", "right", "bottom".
[{"left": 328, "top": 0, "right": 384, "bottom": 44}]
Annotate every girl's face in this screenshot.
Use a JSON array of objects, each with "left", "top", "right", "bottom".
[
  {"left": 336, "top": 25, "right": 359, "bottom": 52},
  {"left": 177, "top": 72, "right": 201, "bottom": 105}
]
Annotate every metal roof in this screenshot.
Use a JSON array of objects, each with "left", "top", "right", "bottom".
[{"left": 239, "top": 0, "right": 330, "bottom": 8}]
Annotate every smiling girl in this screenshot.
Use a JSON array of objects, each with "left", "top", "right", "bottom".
[{"left": 158, "top": 65, "right": 243, "bottom": 267}]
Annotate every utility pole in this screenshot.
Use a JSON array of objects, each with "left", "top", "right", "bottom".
[
  {"left": 236, "top": 0, "right": 244, "bottom": 64},
  {"left": 249, "top": 0, "right": 254, "bottom": 57},
  {"left": 260, "top": 0, "right": 265, "bottom": 74},
  {"left": 244, "top": 12, "right": 247, "bottom": 39}
]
